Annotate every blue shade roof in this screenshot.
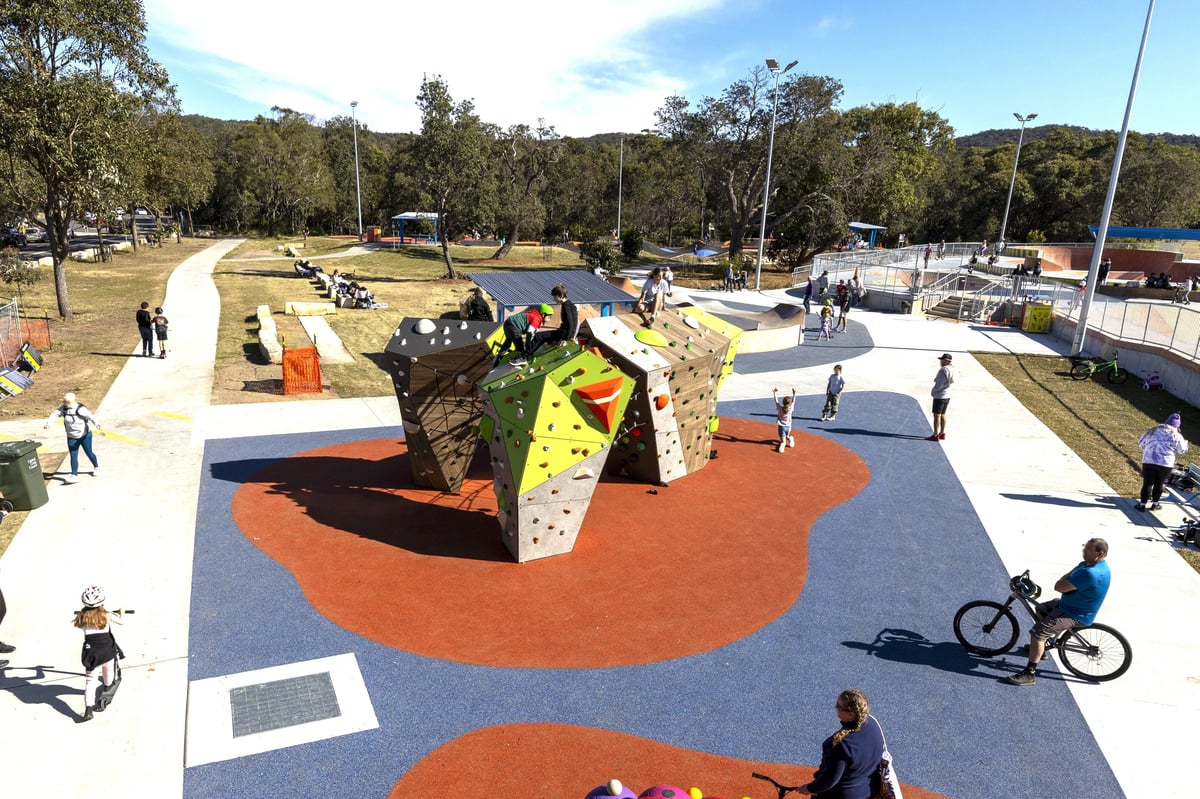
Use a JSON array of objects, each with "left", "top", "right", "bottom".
[
  {"left": 466, "top": 270, "right": 637, "bottom": 308},
  {"left": 1089, "top": 226, "right": 1200, "bottom": 241}
]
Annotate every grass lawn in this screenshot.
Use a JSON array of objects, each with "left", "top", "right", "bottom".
[{"left": 975, "top": 352, "right": 1200, "bottom": 573}]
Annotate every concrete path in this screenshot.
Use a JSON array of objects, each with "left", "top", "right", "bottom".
[{"left": 0, "top": 250, "right": 1196, "bottom": 798}]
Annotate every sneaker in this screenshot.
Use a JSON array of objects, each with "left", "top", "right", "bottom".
[
  {"left": 937, "top": 433, "right": 946, "bottom": 440},
  {"left": 65, "top": 474, "right": 79, "bottom": 484},
  {"left": 81, "top": 707, "right": 94, "bottom": 722},
  {"left": 509, "top": 357, "right": 528, "bottom": 368},
  {"left": 828, "top": 415, "right": 836, "bottom": 422},
  {"left": 1151, "top": 502, "right": 1163, "bottom": 510},
  {"left": 1135, "top": 502, "right": 1146, "bottom": 511},
  {"left": 925, "top": 434, "right": 940, "bottom": 441},
  {"left": 1004, "top": 669, "right": 1036, "bottom": 686},
  {"left": 91, "top": 467, "right": 99, "bottom": 477},
  {"left": 0, "top": 659, "right": 9, "bottom": 669},
  {"left": 820, "top": 415, "right": 828, "bottom": 421},
  {"left": 777, "top": 441, "right": 786, "bottom": 453},
  {"left": 0, "top": 641, "right": 15, "bottom": 654},
  {"left": 788, "top": 435, "right": 795, "bottom": 448}
]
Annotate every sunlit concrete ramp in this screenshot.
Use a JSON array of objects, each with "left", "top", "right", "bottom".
[{"left": 683, "top": 299, "right": 806, "bottom": 352}]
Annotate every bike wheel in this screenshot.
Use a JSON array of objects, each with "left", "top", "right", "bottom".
[
  {"left": 953, "top": 600, "right": 1020, "bottom": 655},
  {"left": 1057, "top": 623, "right": 1132, "bottom": 681},
  {"left": 1070, "top": 363, "right": 1093, "bottom": 380},
  {"left": 1107, "top": 367, "right": 1129, "bottom": 384}
]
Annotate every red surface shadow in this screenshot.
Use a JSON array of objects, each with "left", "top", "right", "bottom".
[
  {"left": 388, "top": 723, "right": 950, "bottom": 799},
  {"left": 231, "top": 417, "right": 868, "bottom": 667}
]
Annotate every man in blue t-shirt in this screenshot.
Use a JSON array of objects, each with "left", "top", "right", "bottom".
[{"left": 1006, "top": 538, "right": 1111, "bottom": 686}]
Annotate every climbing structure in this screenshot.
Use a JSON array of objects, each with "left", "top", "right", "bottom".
[
  {"left": 584, "top": 309, "right": 741, "bottom": 485},
  {"left": 477, "top": 343, "right": 633, "bottom": 562},
  {"left": 384, "top": 317, "right": 502, "bottom": 492}
]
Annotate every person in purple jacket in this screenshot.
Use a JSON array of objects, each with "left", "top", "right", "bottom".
[
  {"left": 797, "top": 689, "right": 885, "bottom": 798},
  {"left": 1136, "top": 412, "right": 1188, "bottom": 510}
]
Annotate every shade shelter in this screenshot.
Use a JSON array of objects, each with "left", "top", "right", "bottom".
[
  {"left": 390, "top": 212, "right": 439, "bottom": 244},
  {"left": 848, "top": 221, "right": 888, "bottom": 247},
  {"left": 467, "top": 270, "right": 637, "bottom": 321}
]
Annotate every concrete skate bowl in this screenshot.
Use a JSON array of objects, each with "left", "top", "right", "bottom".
[{"left": 682, "top": 299, "right": 806, "bottom": 352}]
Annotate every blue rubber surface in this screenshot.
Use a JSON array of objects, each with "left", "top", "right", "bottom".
[{"left": 185, "top": 394, "right": 1123, "bottom": 799}]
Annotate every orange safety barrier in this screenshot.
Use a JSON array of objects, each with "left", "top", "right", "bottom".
[
  {"left": 21, "top": 319, "right": 51, "bottom": 350},
  {"left": 282, "top": 346, "right": 323, "bottom": 395}
]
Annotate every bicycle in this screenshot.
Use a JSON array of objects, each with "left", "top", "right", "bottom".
[
  {"left": 952, "top": 570, "right": 1132, "bottom": 681},
  {"left": 1069, "top": 352, "right": 1129, "bottom": 384},
  {"left": 752, "top": 772, "right": 800, "bottom": 798}
]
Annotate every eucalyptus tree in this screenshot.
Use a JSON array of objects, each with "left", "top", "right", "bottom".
[
  {"left": 0, "top": 0, "right": 174, "bottom": 319},
  {"left": 230, "top": 107, "right": 334, "bottom": 236},
  {"left": 657, "top": 68, "right": 845, "bottom": 263},
  {"left": 489, "top": 120, "right": 561, "bottom": 259},
  {"left": 410, "top": 76, "right": 496, "bottom": 279}
]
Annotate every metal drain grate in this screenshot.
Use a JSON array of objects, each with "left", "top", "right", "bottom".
[{"left": 230, "top": 672, "right": 341, "bottom": 738}]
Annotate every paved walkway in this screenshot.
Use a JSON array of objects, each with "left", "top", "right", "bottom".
[{"left": 0, "top": 247, "right": 1195, "bottom": 797}]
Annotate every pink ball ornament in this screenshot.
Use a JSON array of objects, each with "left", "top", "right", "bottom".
[{"left": 639, "top": 787, "right": 688, "bottom": 799}]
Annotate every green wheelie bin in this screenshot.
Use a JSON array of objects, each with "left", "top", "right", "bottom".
[{"left": 0, "top": 440, "right": 49, "bottom": 510}]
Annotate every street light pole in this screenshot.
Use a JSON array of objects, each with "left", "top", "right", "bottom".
[
  {"left": 755, "top": 58, "right": 797, "bottom": 290},
  {"left": 351, "top": 100, "right": 363, "bottom": 241},
  {"left": 998, "top": 111, "right": 1037, "bottom": 248}
]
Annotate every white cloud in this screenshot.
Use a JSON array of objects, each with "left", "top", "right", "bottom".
[{"left": 145, "top": 0, "right": 728, "bottom": 135}]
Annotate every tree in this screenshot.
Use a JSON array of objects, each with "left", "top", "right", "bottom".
[
  {"left": 490, "top": 120, "right": 561, "bottom": 259},
  {"left": 0, "top": 0, "right": 174, "bottom": 319},
  {"left": 144, "top": 112, "right": 214, "bottom": 235},
  {"left": 228, "top": 108, "right": 334, "bottom": 237},
  {"left": 411, "top": 76, "right": 496, "bottom": 279},
  {"left": 656, "top": 68, "right": 844, "bottom": 264}
]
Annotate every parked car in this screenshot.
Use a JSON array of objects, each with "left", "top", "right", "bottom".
[
  {"left": 24, "top": 226, "right": 46, "bottom": 243},
  {"left": 1, "top": 228, "right": 27, "bottom": 248}
]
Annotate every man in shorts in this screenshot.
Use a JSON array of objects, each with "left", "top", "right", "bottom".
[
  {"left": 927, "top": 353, "right": 954, "bottom": 441},
  {"left": 1005, "top": 538, "right": 1111, "bottom": 686}
]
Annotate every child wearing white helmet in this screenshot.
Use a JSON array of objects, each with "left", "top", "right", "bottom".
[{"left": 72, "top": 585, "right": 124, "bottom": 721}]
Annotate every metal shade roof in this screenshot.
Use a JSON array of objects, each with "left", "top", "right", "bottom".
[{"left": 466, "top": 270, "right": 637, "bottom": 309}]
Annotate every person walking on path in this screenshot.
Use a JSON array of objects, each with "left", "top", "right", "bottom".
[
  {"left": 0, "top": 577, "right": 14, "bottom": 669},
  {"left": 803, "top": 276, "right": 814, "bottom": 315},
  {"left": 44, "top": 392, "right": 101, "bottom": 483},
  {"left": 135, "top": 301, "right": 153, "bottom": 357},
  {"left": 821, "top": 365, "right": 845, "bottom": 422},
  {"left": 835, "top": 287, "right": 852, "bottom": 332},
  {"left": 924, "top": 243, "right": 932, "bottom": 268},
  {"left": 796, "top": 689, "right": 886, "bottom": 797},
  {"left": 1005, "top": 538, "right": 1111, "bottom": 686},
  {"left": 927, "top": 353, "right": 954, "bottom": 441},
  {"left": 73, "top": 585, "right": 124, "bottom": 721},
  {"left": 152, "top": 307, "right": 169, "bottom": 358},
  {"left": 773, "top": 388, "right": 796, "bottom": 453},
  {"left": 1136, "top": 413, "right": 1188, "bottom": 510}
]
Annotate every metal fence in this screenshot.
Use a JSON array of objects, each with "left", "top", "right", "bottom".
[{"left": 1058, "top": 294, "right": 1200, "bottom": 362}]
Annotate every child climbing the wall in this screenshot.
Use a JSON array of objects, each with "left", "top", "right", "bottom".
[
  {"left": 821, "top": 364, "right": 845, "bottom": 422},
  {"left": 773, "top": 387, "right": 796, "bottom": 453},
  {"left": 493, "top": 303, "right": 552, "bottom": 367}
]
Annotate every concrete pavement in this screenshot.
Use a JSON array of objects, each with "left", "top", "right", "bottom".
[{"left": 0, "top": 248, "right": 1196, "bottom": 798}]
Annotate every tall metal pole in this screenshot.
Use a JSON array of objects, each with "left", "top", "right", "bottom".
[
  {"left": 1072, "top": 0, "right": 1155, "bottom": 356},
  {"left": 351, "top": 100, "right": 363, "bottom": 241},
  {"left": 999, "top": 111, "right": 1037, "bottom": 247},
  {"left": 755, "top": 59, "right": 796, "bottom": 290},
  {"left": 616, "top": 135, "right": 624, "bottom": 241}
]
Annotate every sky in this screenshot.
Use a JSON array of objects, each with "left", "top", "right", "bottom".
[{"left": 144, "top": 0, "right": 1197, "bottom": 139}]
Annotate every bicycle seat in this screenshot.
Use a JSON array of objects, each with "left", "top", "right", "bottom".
[{"left": 1010, "top": 574, "right": 1042, "bottom": 600}]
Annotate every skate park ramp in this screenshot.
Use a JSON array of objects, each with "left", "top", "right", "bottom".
[{"left": 680, "top": 299, "right": 806, "bottom": 352}]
